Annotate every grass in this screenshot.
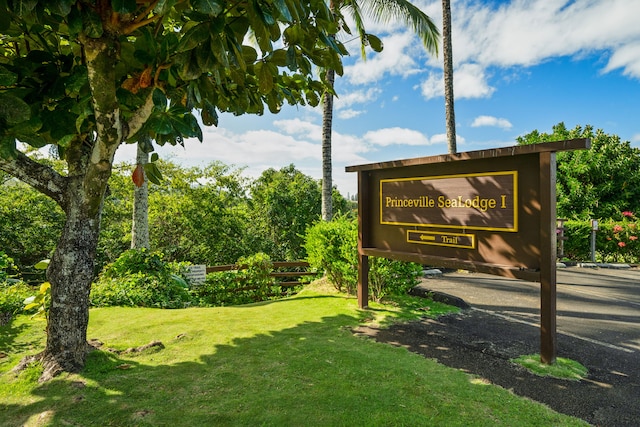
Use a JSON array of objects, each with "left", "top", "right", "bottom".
[
  {"left": 512, "top": 354, "right": 589, "bottom": 381},
  {"left": 0, "top": 282, "right": 587, "bottom": 426}
]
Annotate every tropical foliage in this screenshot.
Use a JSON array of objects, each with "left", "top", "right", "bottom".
[
  {"left": 517, "top": 123, "right": 640, "bottom": 220},
  {"left": 0, "top": 160, "right": 350, "bottom": 277},
  {"left": 304, "top": 215, "right": 423, "bottom": 301}
]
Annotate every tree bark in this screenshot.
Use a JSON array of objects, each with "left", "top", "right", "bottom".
[
  {"left": 41, "top": 176, "right": 103, "bottom": 380},
  {"left": 321, "top": 68, "right": 335, "bottom": 222},
  {"left": 131, "top": 143, "right": 150, "bottom": 249},
  {"left": 442, "top": 0, "right": 457, "bottom": 154}
]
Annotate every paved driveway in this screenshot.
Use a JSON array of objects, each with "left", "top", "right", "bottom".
[{"left": 419, "top": 266, "right": 640, "bottom": 354}]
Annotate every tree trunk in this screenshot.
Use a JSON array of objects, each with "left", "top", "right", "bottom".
[
  {"left": 442, "top": 0, "right": 457, "bottom": 154},
  {"left": 38, "top": 36, "right": 121, "bottom": 381},
  {"left": 321, "top": 68, "right": 335, "bottom": 222},
  {"left": 41, "top": 176, "right": 104, "bottom": 381},
  {"left": 131, "top": 143, "right": 150, "bottom": 249}
]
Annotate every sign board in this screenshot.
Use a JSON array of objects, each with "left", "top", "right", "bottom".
[
  {"left": 185, "top": 264, "right": 207, "bottom": 286},
  {"left": 380, "top": 171, "right": 517, "bottom": 231},
  {"left": 346, "top": 139, "right": 590, "bottom": 364}
]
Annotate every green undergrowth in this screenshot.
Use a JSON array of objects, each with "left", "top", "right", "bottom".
[
  {"left": 0, "top": 282, "right": 587, "bottom": 426},
  {"left": 512, "top": 354, "right": 589, "bottom": 381}
]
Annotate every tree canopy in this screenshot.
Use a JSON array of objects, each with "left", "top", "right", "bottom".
[{"left": 517, "top": 123, "right": 640, "bottom": 220}]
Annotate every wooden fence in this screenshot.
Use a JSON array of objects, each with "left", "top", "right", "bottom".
[{"left": 206, "top": 261, "right": 316, "bottom": 289}]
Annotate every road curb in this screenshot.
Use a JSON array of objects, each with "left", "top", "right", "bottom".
[{"left": 409, "top": 286, "right": 471, "bottom": 309}]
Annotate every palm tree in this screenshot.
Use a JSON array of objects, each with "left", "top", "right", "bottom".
[
  {"left": 131, "top": 142, "right": 150, "bottom": 249},
  {"left": 442, "top": 0, "right": 456, "bottom": 154},
  {"left": 321, "top": 0, "right": 440, "bottom": 220}
]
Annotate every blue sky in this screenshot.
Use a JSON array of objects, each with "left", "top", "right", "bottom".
[{"left": 116, "top": 0, "right": 640, "bottom": 197}]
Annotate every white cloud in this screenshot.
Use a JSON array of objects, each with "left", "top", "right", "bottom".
[
  {"left": 338, "top": 109, "right": 365, "bottom": 120},
  {"left": 364, "top": 127, "right": 430, "bottom": 147},
  {"left": 448, "top": 0, "right": 640, "bottom": 78},
  {"left": 454, "top": 63, "right": 495, "bottom": 98},
  {"left": 419, "top": 63, "right": 494, "bottom": 100},
  {"left": 419, "top": 72, "right": 443, "bottom": 100},
  {"left": 344, "top": 32, "right": 426, "bottom": 85},
  {"left": 413, "top": 0, "right": 640, "bottom": 103},
  {"left": 114, "top": 123, "right": 369, "bottom": 197},
  {"left": 273, "top": 118, "right": 322, "bottom": 141},
  {"left": 334, "top": 88, "right": 381, "bottom": 109},
  {"left": 471, "top": 115, "right": 513, "bottom": 130},
  {"left": 604, "top": 44, "right": 640, "bottom": 77}
]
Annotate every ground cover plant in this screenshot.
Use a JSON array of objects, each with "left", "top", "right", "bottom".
[
  {"left": 512, "top": 354, "right": 588, "bottom": 381},
  {"left": 1, "top": 283, "right": 586, "bottom": 426}
]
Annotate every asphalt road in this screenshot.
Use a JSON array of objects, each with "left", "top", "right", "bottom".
[{"left": 418, "top": 266, "right": 640, "bottom": 355}]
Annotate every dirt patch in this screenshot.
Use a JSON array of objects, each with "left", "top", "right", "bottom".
[{"left": 354, "top": 309, "right": 640, "bottom": 426}]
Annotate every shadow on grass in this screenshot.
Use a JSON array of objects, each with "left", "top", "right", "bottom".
[
  {"left": 1, "top": 297, "right": 579, "bottom": 426},
  {"left": 3, "top": 313, "right": 394, "bottom": 426},
  {"left": 0, "top": 317, "right": 44, "bottom": 359}
]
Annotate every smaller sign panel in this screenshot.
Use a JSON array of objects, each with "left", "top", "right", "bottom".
[
  {"left": 380, "top": 171, "right": 518, "bottom": 232},
  {"left": 407, "top": 230, "right": 476, "bottom": 249},
  {"left": 185, "top": 264, "right": 207, "bottom": 286}
]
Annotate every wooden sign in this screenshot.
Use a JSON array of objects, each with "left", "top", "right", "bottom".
[
  {"left": 346, "top": 139, "right": 591, "bottom": 364},
  {"left": 380, "top": 171, "right": 517, "bottom": 231}
]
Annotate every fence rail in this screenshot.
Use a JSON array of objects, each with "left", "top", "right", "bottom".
[{"left": 206, "top": 261, "right": 315, "bottom": 288}]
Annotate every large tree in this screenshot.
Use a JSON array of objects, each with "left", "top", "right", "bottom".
[
  {"left": 0, "top": 1, "right": 346, "bottom": 380},
  {"left": 320, "top": 0, "right": 440, "bottom": 220},
  {"left": 517, "top": 123, "right": 640, "bottom": 219}
]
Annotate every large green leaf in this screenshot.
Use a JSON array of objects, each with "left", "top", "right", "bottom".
[
  {"left": 67, "top": 6, "right": 83, "bottom": 35},
  {"left": 193, "top": 0, "right": 224, "bottom": 16},
  {"left": 255, "top": 62, "right": 273, "bottom": 94},
  {"left": 272, "top": 0, "right": 292, "bottom": 22},
  {"left": 147, "top": 114, "right": 173, "bottom": 135},
  {"left": 9, "top": 0, "right": 37, "bottom": 16},
  {"left": 143, "top": 162, "right": 163, "bottom": 185},
  {"left": 0, "top": 94, "right": 30, "bottom": 125},
  {"left": 81, "top": 7, "right": 103, "bottom": 38},
  {"left": 210, "top": 34, "right": 230, "bottom": 69},
  {"left": 0, "top": 0, "right": 9, "bottom": 31},
  {"left": 152, "top": 88, "right": 168, "bottom": 110},
  {"left": 177, "top": 23, "right": 211, "bottom": 53},
  {"left": 47, "top": 0, "right": 73, "bottom": 16},
  {"left": 11, "top": 116, "right": 43, "bottom": 136},
  {"left": 366, "top": 34, "right": 384, "bottom": 53},
  {"left": 0, "top": 135, "right": 17, "bottom": 159},
  {"left": 201, "top": 100, "right": 219, "bottom": 127},
  {"left": 195, "top": 42, "right": 217, "bottom": 72},
  {"left": 112, "top": 0, "right": 137, "bottom": 14},
  {"left": 0, "top": 65, "right": 17, "bottom": 86},
  {"left": 269, "top": 49, "right": 287, "bottom": 67},
  {"left": 242, "top": 45, "right": 258, "bottom": 64}
]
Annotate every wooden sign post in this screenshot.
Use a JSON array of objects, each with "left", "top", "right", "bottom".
[{"left": 346, "top": 139, "right": 590, "bottom": 364}]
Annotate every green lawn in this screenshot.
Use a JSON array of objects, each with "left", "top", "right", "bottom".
[{"left": 1, "top": 283, "right": 586, "bottom": 426}]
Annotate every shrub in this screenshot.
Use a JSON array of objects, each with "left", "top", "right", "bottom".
[
  {"left": 0, "top": 251, "right": 18, "bottom": 283},
  {"left": 304, "top": 217, "right": 423, "bottom": 300},
  {"left": 563, "top": 213, "right": 640, "bottom": 263},
  {"left": 369, "top": 257, "right": 424, "bottom": 301},
  {"left": 563, "top": 220, "right": 591, "bottom": 261},
  {"left": 304, "top": 216, "right": 358, "bottom": 294},
  {"left": 0, "top": 281, "right": 34, "bottom": 324},
  {"left": 91, "top": 249, "right": 191, "bottom": 308},
  {"left": 597, "top": 213, "right": 640, "bottom": 262}
]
